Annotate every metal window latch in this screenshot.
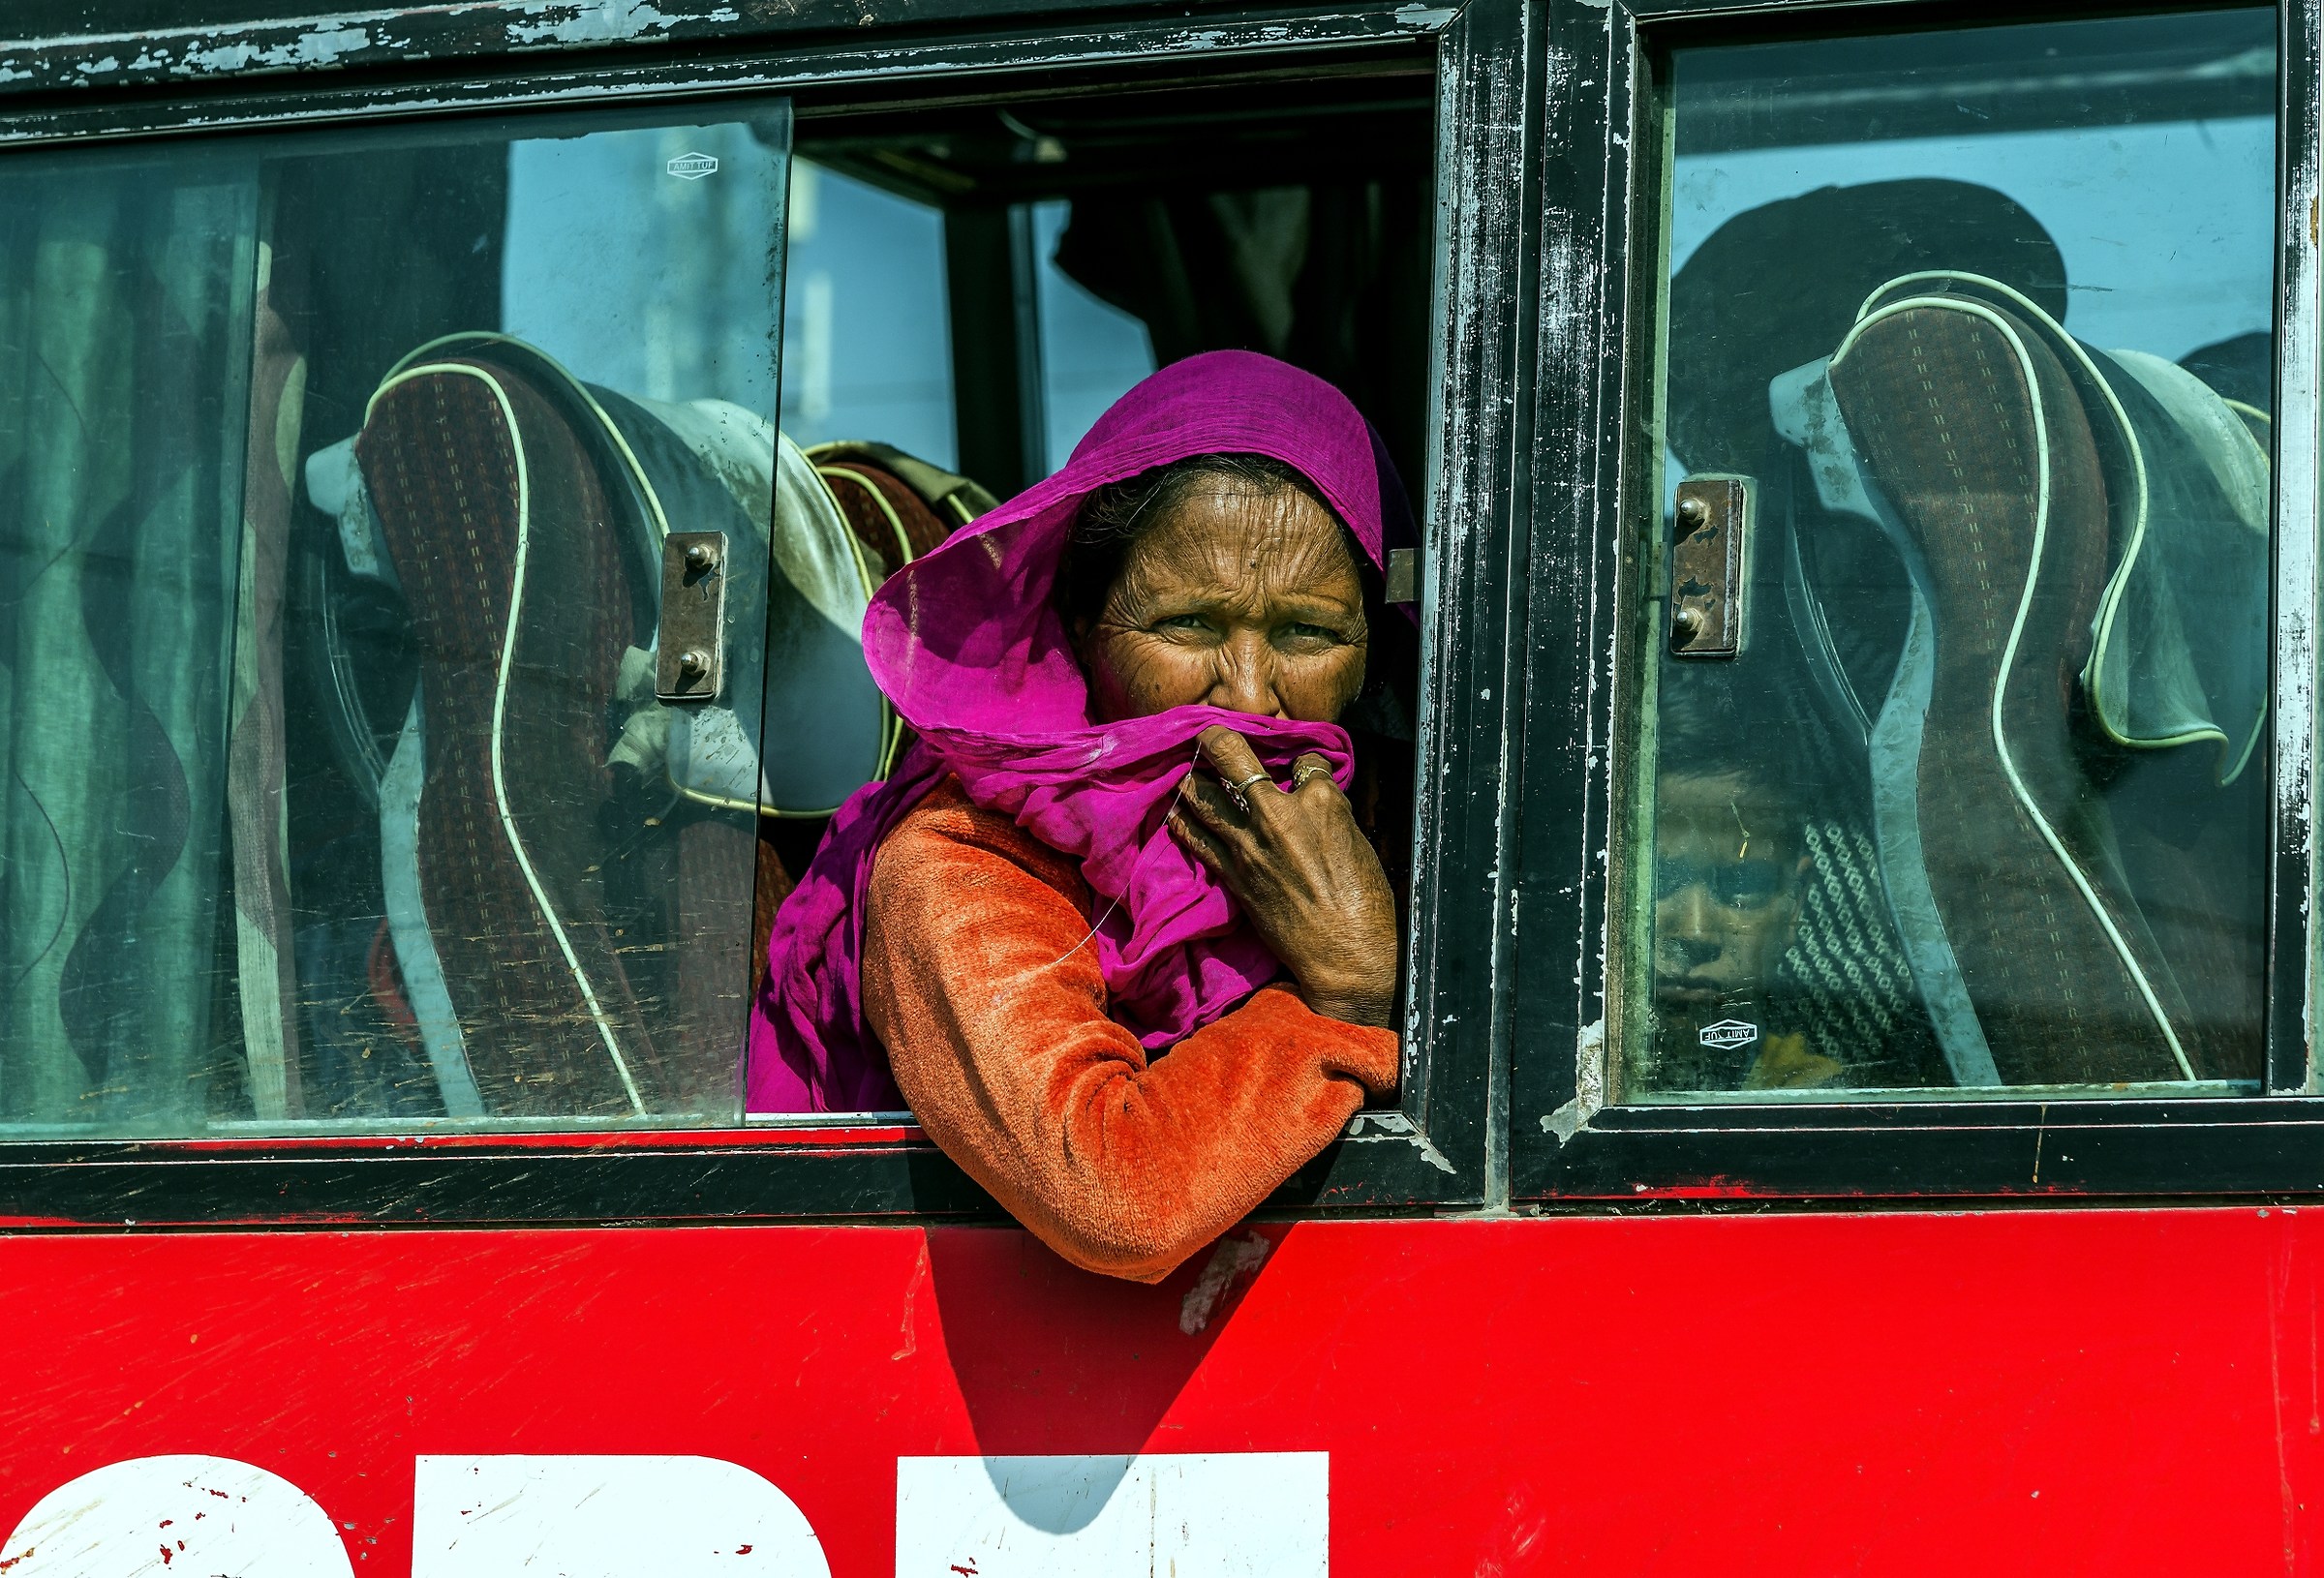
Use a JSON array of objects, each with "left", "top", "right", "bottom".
[
  {"left": 657, "top": 531, "right": 728, "bottom": 702},
  {"left": 1668, "top": 475, "right": 1751, "bottom": 659},
  {"left": 1386, "top": 546, "right": 1420, "bottom": 605}
]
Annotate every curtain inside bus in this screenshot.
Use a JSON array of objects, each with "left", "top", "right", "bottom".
[
  {"left": 0, "top": 157, "right": 256, "bottom": 1129},
  {"left": 0, "top": 108, "right": 794, "bottom": 1135}
]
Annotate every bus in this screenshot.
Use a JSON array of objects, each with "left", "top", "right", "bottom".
[{"left": 0, "top": 0, "right": 2313, "bottom": 1570}]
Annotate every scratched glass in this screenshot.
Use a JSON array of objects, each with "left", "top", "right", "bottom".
[
  {"left": 1625, "top": 10, "right": 2279, "bottom": 1099},
  {"left": 0, "top": 104, "right": 801, "bottom": 1132}
]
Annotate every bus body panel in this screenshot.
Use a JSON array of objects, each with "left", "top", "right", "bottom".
[{"left": 0, "top": 1209, "right": 2307, "bottom": 1574}]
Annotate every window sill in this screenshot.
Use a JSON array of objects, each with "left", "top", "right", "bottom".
[{"left": 0, "top": 1114, "right": 1472, "bottom": 1229}]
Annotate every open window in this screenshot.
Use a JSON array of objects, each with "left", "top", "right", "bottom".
[
  {"left": 749, "top": 74, "right": 1439, "bottom": 1118},
  {"left": 782, "top": 74, "right": 1434, "bottom": 501}
]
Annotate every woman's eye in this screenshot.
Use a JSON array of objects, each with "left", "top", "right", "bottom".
[
  {"left": 1152, "top": 614, "right": 1212, "bottom": 633},
  {"left": 1277, "top": 622, "right": 1340, "bottom": 644}
]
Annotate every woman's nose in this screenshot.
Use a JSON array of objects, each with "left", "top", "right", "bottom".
[{"left": 1207, "top": 633, "right": 1284, "bottom": 716}]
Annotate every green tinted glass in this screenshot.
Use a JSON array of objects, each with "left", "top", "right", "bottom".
[
  {"left": 0, "top": 106, "right": 796, "bottom": 1133},
  {"left": 1627, "top": 11, "right": 2278, "bottom": 1100}
]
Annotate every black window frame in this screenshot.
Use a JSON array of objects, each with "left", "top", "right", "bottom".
[
  {"left": 1509, "top": 0, "right": 2324, "bottom": 1205},
  {"left": 0, "top": 0, "right": 1530, "bottom": 1229}
]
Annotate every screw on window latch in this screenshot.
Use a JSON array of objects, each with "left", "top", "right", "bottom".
[
  {"left": 657, "top": 531, "right": 729, "bottom": 701},
  {"left": 1668, "top": 476, "right": 1751, "bottom": 659}
]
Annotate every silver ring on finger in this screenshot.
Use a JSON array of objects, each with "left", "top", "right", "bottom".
[
  {"left": 1225, "top": 769, "right": 1269, "bottom": 812},
  {"left": 1291, "top": 762, "right": 1332, "bottom": 790}
]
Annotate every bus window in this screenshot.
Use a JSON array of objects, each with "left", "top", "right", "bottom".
[
  {"left": 732, "top": 75, "right": 1435, "bottom": 1272},
  {"left": 1625, "top": 9, "right": 2278, "bottom": 1100},
  {"left": 745, "top": 78, "right": 1434, "bottom": 1128},
  {"left": 0, "top": 103, "right": 797, "bottom": 1134}
]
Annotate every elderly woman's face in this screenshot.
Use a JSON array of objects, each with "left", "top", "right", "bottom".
[{"left": 1076, "top": 480, "right": 1369, "bottom": 723}]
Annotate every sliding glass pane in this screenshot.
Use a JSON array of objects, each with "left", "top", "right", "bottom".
[
  {"left": 1627, "top": 10, "right": 2277, "bottom": 1099},
  {"left": 0, "top": 103, "right": 795, "bottom": 1133}
]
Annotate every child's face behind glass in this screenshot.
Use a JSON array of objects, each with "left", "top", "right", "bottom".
[{"left": 1650, "top": 770, "right": 1809, "bottom": 1012}]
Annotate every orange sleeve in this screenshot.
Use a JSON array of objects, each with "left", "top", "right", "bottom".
[{"left": 864, "top": 778, "right": 1400, "bottom": 1284}]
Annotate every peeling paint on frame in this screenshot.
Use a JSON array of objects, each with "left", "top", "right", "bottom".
[
  {"left": 0, "top": 0, "right": 1457, "bottom": 102},
  {"left": 2274, "top": 0, "right": 2324, "bottom": 1095},
  {"left": 0, "top": 7, "right": 1458, "bottom": 147},
  {"left": 1541, "top": 1018, "right": 1605, "bottom": 1143},
  {"left": 504, "top": 0, "right": 743, "bottom": 46}
]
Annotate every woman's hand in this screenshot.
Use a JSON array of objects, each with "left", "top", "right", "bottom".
[{"left": 1166, "top": 724, "right": 1399, "bottom": 1029}]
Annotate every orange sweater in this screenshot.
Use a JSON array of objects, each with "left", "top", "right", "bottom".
[{"left": 864, "top": 777, "right": 1401, "bottom": 1283}]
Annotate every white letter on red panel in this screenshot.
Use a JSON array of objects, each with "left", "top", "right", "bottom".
[
  {"left": 894, "top": 1452, "right": 1329, "bottom": 1577},
  {"left": 0, "top": 1454, "right": 354, "bottom": 1577},
  {"left": 411, "top": 1455, "right": 829, "bottom": 1576}
]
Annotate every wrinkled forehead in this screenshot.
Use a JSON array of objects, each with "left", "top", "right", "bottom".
[{"left": 1114, "top": 484, "right": 1365, "bottom": 600}]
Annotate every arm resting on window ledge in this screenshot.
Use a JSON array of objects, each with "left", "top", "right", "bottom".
[{"left": 864, "top": 777, "right": 1401, "bottom": 1284}]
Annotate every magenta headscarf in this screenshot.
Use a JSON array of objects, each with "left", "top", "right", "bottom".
[{"left": 748, "top": 349, "right": 1414, "bottom": 1112}]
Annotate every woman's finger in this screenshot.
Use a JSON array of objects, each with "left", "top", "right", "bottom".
[
  {"left": 1177, "top": 773, "right": 1253, "bottom": 838},
  {"left": 1289, "top": 751, "right": 1340, "bottom": 797},
  {"left": 1196, "top": 724, "right": 1273, "bottom": 801}
]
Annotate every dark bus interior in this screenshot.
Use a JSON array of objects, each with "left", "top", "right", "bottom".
[{"left": 794, "top": 64, "right": 1439, "bottom": 499}]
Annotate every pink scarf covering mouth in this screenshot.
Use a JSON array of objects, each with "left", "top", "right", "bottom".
[{"left": 748, "top": 349, "right": 1413, "bottom": 1113}]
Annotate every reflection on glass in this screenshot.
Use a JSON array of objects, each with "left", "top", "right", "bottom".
[
  {"left": 777, "top": 158, "right": 958, "bottom": 467},
  {"left": 1631, "top": 10, "right": 2278, "bottom": 1100},
  {"left": 0, "top": 105, "right": 795, "bottom": 1133}
]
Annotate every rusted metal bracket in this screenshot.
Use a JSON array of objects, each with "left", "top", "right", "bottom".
[
  {"left": 657, "top": 531, "right": 728, "bottom": 703},
  {"left": 1668, "top": 474, "right": 1751, "bottom": 659}
]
